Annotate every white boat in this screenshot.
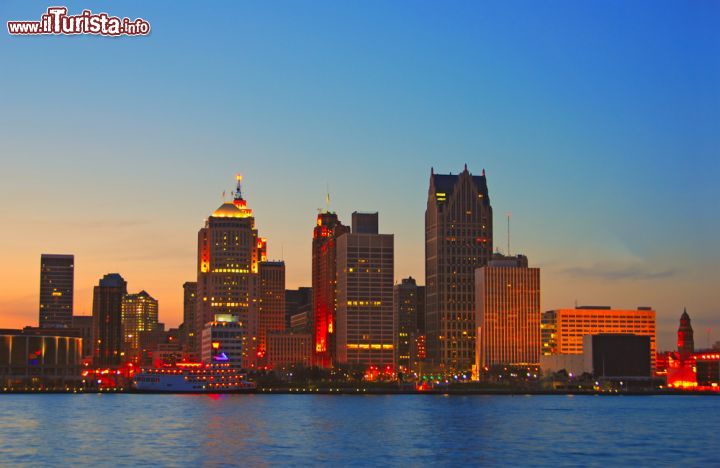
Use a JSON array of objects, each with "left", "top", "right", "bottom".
[{"left": 132, "top": 362, "right": 256, "bottom": 393}]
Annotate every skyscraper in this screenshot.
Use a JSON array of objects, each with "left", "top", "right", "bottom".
[
  {"left": 285, "top": 287, "right": 312, "bottom": 330},
  {"left": 394, "top": 276, "right": 423, "bottom": 371},
  {"left": 92, "top": 273, "right": 127, "bottom": 366},
  {"left": 336, "top": 212, "right": 395, "bottom": 369},
  {"left": 39, "top": 254, "right": 74, "bottom": 328},
  {"left": 182, "top": 282, "right": 197, "bottom": 358},
  {"left": 256, "top": 261, "right": 286, "bottom": 360},
  {"left": 476, "top": 254, "right": 541, "bottom": 368},
  {"left": 677, "top": 308, "right": 694, "bottom": 361},
  {"left": 312, "top": 211, "right": 349, "bottom": 367},
  {"left": 425, "top": 166, "right": 493, "bottom": 371},
  {"left": 194, "top": 175, "right": 267, "bottom": 368},
  {"left": 121, "top": 290, "right": 159, "bottom": 365}
]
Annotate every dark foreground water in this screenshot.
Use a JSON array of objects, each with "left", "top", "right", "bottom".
[{"left": 0, "top": 394, "right": 717, "bottom": 466}]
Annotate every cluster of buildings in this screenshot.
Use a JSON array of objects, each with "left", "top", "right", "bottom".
[{"left": 2, "top": 167, "right": 718, "bottom": 391}]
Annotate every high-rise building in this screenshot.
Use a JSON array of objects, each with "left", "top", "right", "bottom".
[
  {"left": 541, "top": 306, "right": 657, "bottom": 370},
  {"left": 201, "top": 315, "right": 245, "bottom": 368},
  {"left": 394, "top": 277, "right": 423, "bottom": 370},
  {"left": 39, "top": 254, "right": 74, "bottom": 328},
  {"left": 476, "top": 254, "right": 541, "bottom": 368},
  {"left": 92, "top": 273, "right": 127, "bottom": 366},
  {"left": 336, "top": 212, "right": 395, "bottom": 369},
  {"left": 678, "top": 308, "right": 694, "bottom": 361},
  {"left": 256, "top": 261, "right": 286, "bottom": 359},
  {"left": 182, "top": 282, "right": 197, "bottom": 357},
  {"left": 312, "top": 211, "right": 349, "bottom": 367},
  {"left": 285, "top": 287, "right": 312, "bottom": 330},
  {"left": 121, "top": 290, "right": 159, "bottom": 365},
  {"left": 425, "top": 166, "right": 493, "bottom": 371},
  {"left": 195, "top": 175, "right": 267, "bottom": 369}
]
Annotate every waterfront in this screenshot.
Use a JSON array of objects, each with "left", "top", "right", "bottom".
[{"left": 0, "top": 395, "right": 717, "bottom": 466}]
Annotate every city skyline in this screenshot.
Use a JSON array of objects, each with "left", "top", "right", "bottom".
[{"left": 1, "top": 1, "right": 719, "bottom": 351}]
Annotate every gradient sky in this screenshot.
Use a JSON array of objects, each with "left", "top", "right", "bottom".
[{"left": 1, "top": 1, "right": 718, "bottom": 350}]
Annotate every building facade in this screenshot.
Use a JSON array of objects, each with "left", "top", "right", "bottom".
[
  {"left": 336, "top": 212, "right": 395, "bottom": 369},
  {"left": 678, "top": 308, "right": 694, "bottom": 361},
  {"left": 266, "top": 331, "right": 313, "bottom": 369},
  {"left": 285, "top": 287, "right": 312, "bottom": 331},
  {"left": 195, "top": 175, "right": 267, "bottom": 369},
  {"left": 0, "top": 329, "right": 83, "bottom": 388},
  {"left": 541, "top": 306, "right": 657, "bottom": 370},
  {"left": 182, "top": 282, "right": 197, "bottom": 358},
  {"left": 394, "top": 277, "right": 423, "bottom": 371},
  {"left": 121, "top": 290, "right": 159, "bottom": 365},
  {"left": 256, "top": 261, "right": 286, "bottom": 359},
  {"left": 201, "top": 316, "right": 245, "bottom": 369},
  {"left": 92, "top": 273, "right": 127, "bottom": 367},
  {"left": 39, "top": 254, "right": 74, "bottom": 328},
  {"left": 71, "top": 315, "right": 93, "bottom": 359},
  {"left": 312, "top": 211, "right": 349, "bottom": 367},
  {"left": 425, "top": 166, "right": 493, "bottom": 371},
  {"left": 476, "top": 254, "right": 540, "bottom": 368}
]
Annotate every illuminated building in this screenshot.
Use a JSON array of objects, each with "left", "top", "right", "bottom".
[
  {"left": 266, "top": 331, "right": 313, "bottom": 369},
  {"left": 336, "top": 212, "right": 395, "bottom": 369},
  {"left": 476, "top": 254, "right": 540, "bottom": 368},
  {"left": 425, "top": 166, "right": 493, "bottom": 371},
  {"left": 201, "top": 315, "right": 245, "bottom": 369},
  {"left": 256, "top": 261, "right": 286, "bottom": 360},
  {"left": 285, "top": 287, "right": 312, "bottom": 330},
  {"left": 394, "top": 277, "right": 423, "bottom": 370},
  {"left": 540, "top": 306, "right": 657, "bottom": 370},
  {"left": 312, "top": 211, "right": 349, "bottom": 367},
  {"left": 678, "top": 308, "right": 694, "bottom": 361},
  {"left": 39, "top": 254, "right": 74, "bottom": 328},
  {"left": 121, "top": 291, "right": 159, "bottom": 365},
  {"left": 195, "top": 175, "right": 268, "bottom": 368},
  {"left": 92, "top": 273, "right": 127, "bottom": 366},
  {"left": 182, "top": 282, "right": 197, "bottom": 358},
  {"left": 0, "top": 329, "right": 83, "bottom": 388}
]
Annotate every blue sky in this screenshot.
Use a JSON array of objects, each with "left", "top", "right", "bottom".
[{"left": 1, "top": 1, "right": 718, "bottom": 349}]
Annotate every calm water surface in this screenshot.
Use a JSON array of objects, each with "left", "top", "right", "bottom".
[{"left": 0, "top": 394, "right": 717, "bottom": 466}]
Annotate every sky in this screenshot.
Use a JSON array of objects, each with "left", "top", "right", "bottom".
[{"left": 0, "top": 1, "right": 718, "bottom": 350}]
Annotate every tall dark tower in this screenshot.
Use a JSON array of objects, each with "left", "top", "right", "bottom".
[
  {"left": 677, "top": 308, "right": 694, "bottom": 361},
  {"left": 92, "top": 273, "right": 127, "bottom": 366},
  {"left": 425, "top": 165, "right": 492, "bottom": 371}
]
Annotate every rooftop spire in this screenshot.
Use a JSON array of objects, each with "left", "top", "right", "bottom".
[{"left": 234, "top": 174, "right": 243, "bottom": 202}]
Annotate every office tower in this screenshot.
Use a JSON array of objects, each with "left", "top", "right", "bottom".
[
  {"left": 312, "top": 211, "right": 350, "bottom": 367},
  {"left": 256, "top": 261, "right": 286, "bottom": 359},
  {"left": 541, "top": 306, "right": 657, "bottom": 370},
  {"left": 92, "top": 273, "right": 127, "bottom": 366},
  {"left": 677, "top": 308, "right": 694, "bottom": 361},
  {"left": 394, "top": 277, "right": 422, "bottom": 370},
  {"left": 336, "top": 212, "right": 395, "bottom": 369},
  {"left": 416, "top": 285, "right": 426, "bottom": 335},
  {"left": 195, "top": 175, "right": 267, "bottom": 368},
  {"left": 182, "top": 282, "right": 197, "bottom": 357},
  {"left": 476, "top": 254, "right": 541, "bottom": 368},
  {"left": 425, "top": 166, "right": 493, "bottom": 371},
  {"left": 121, "top": 290, "right": 159, "bottom": 365},
  {"left": 71, "top": 315, "right": 93, "bottom": 359},
  {"left": 285, "top": 287, "right": 312, "bottom": 330},
  {"left": 39, "top": 254, "right": 74, "bottom": 328}
]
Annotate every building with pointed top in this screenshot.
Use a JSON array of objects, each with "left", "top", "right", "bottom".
[
  {"left": 425, "top": 166, "right": 493, "bottom": 371},
  {"left": 194, "top": 175, "right": 269, "bottom": 369},
  {"left": 678, "top": 308, "right": 694, "bottom": 361}
]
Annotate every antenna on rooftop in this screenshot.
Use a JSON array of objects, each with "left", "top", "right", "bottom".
[
  {"left": 506, "top": 212, "right": 512, "bottom": 256},
  {"left": 325, "top": 183, "right": 331, "bottom": 213}
]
